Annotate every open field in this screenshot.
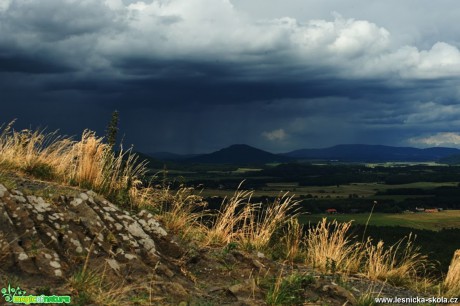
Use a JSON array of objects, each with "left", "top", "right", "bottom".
[
  {"left": 298, "top": 210, "right": 460, "bottom": 231},
  {"left": 265, "top": 181, "right": 459, "bottom": 197},
  {"left": 365, "top": 162, "right": 447, "bottom": 167},
  {"left": 199, "top": 181, "right": 459, "bottom": 199}
]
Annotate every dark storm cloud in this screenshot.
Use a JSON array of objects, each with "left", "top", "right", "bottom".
[
  {"left": 0, "top": 53, "right": 73, "bottom": 74},
  {"left": 85, "top": 75, "right": 398, "bottom": 110},
  {"left": 1, "top": 0, "right": 460, "bottom": 152}
]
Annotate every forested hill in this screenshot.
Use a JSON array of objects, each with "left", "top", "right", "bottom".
[{"left": 184, "top": 144, "right": 292, "bottom": 164}]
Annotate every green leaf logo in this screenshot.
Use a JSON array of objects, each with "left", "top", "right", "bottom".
[{"left": 1, "top": 283, "right": 26, "bottom": 302}]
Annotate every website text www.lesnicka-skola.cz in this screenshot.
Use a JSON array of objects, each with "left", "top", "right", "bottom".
[{"left": 375, "top": 296, "right": 459, "bottom": 304}]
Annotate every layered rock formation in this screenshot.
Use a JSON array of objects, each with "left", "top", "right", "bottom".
[{"left": 0, "top": 183, "right": 181, "bottom": 285}]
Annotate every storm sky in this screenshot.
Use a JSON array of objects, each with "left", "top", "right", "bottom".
[{"left": 1, "top": 0, "right": 460, "bottom": 153}]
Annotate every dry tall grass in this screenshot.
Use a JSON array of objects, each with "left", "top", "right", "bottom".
[
  {"left": 304, "top": 218, "right": 363, "bottom": 274},
  {"left": 155, "top": 186, "right": 208, "bottom": 240},
  {"left": 281, "top": 218, "right": 305, "bottom": 263},
  {"left": 364, "top": 234, "right": 428, "bottom": 286},
  {"left": 0, "top": 121, "right": 73, "bottom": 175},
  {"left": 0, "top": 233, "right": 9, "bottom": 264},
  {"left": 239, "top": 193, "right": 299, "bottom": 251},
  {"left": 444, "top": 249, "right": 460, "bottom": 296},
  {"left": 304, "top": 217, "right": 429, "bottom": 287},
  {"left": 205, "top": 185, "right": 298, "bottom": 251},
  {"left": 205, "top": 186, "right": 254, "bottom": 246},
  {"left": 0, "top": 121, "right": 147, "bottom": 205}
]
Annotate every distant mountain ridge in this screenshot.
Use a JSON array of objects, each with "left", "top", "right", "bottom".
[
  {"left": 283, "top": 144, "right": 460, "bottom": 162},
  {"left": 185, "top": 144, "right": 291, "bottom": 164},
  {"left": 147, "top": 144, "right": 460, "bottom": 164}
]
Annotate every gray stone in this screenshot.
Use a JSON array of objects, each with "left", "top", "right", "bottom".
[
  {"left": 0, "top": 184, "right": 179, "bottom": 286},
  {"left": 0, "top": 184, "right": 7, "bottom": 197}
]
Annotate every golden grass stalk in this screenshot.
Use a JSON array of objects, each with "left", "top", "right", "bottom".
[
  {"left": 0, "top": 121, "right": 148, "bottom": 207},
  {"left": 363, "top": 233, "right": 428, "bottom": 286},
  {"left": 205, "top": 184, "right": 298, "bottom": 251},
  {"left": 304, "top": 218, "right": 363, "bottom": 274},
  {"left": 205, "top": 186, "right": 253, "bottom": 246},
  {"left": 0, "top": 233, "right": 9, "bottom": 264},
  {"left": 0, "top": 124, "right": 74, "bottom": 176},
  {"left": 67, "top": 131, "right": 147, "bottom": 196},
  {"left": 239, "top": 192, "right": 299, "bottom": 251},
  {"left": 444, "top": 249, "right": 460, "bottom": 296},
  {"left": 281, "top": 218, "right": 305, "bottom": 263},
  {"left": 365, "top": 240, "right": 391, "bottom": 280},
  {"left": 156, "top": 186, "right": 208, "bottom": 239},
  {"left": 67, "top": 130, "right": 108, "bottom": 188},
  {"left": 129, "top": 185, "right": 157, "bottom": 209}
]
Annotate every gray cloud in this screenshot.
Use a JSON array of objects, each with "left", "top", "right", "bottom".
[
  {"left": 3, "top": 0, "right": 116, "bottom": 41},
  {"left": 1, "top": 0, "right": 460, "bottom": 152}
]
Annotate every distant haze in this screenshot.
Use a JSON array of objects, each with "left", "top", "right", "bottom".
[
  {"left": 150, "top": 144, "right": 460, "bottom": 164},
  {"left": 1, "top": 1, "right": 460, "bottom": 154}
]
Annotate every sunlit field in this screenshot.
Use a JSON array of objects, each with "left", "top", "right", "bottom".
[
  {"left": 298, "top": 210, "right": 460, "bottom": 231},
  {"left": 199, "top": 181, "right": 459, "bottom": 199}
]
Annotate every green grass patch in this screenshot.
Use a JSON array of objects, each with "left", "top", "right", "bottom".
[
  {"left": 299, "top": 210, "right": 460, "bottom": 231},
  {"left": 201, "top": 182, "right": 459, "bottom": 199},
  {"left": 265, "top": 273, "right": 314, "bottom": 305}
]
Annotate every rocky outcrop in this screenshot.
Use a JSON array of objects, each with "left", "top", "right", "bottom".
[{"left": 0, "top": 183, "right": 181, "bottom": 283}]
